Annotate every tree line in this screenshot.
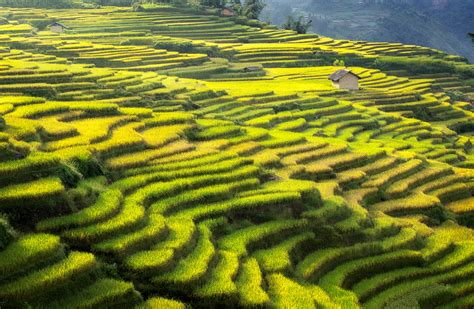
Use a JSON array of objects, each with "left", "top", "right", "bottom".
[
  {"left": 0, "top": 0, "right": 311, "bottom": 33},
  {"left": 0, "top": 0, "right": 74, "bottom": 8},
  {"left": 132, "top": 0, "right": 266, "bottom": 20}
]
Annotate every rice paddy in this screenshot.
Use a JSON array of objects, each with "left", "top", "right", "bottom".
[{"left": 0, "top": 2, "right": 472, "bottom": 308}]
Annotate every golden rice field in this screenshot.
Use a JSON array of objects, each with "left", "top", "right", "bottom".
[{"left": 0, "top": 3, "right": 473, "bottom": 308}]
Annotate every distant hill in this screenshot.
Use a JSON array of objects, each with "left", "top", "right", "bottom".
[{"left": 262, "top": 0, "right": 474, "bottom": 62}]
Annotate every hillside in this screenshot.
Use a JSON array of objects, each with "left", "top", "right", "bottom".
[
  {"left": 263, "top": 0, "right": 474, "bottom": 62},
  {"left": 0, "top": 3, "right": 473, "bottom": 308}
]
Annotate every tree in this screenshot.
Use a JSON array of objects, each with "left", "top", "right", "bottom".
[
  {"left": 199, "top": 0, "right": 226, "bottom": 8},
  {"left": 229, "top": 0, "right": 242, "bottom": 14},
  {"left": 470, "top": 33, "right": 474, "bottom": 43},
  {"left": 242, "top": 0, "right": 265, "bottom": 20},
  {"left": 0, "top": 0, "right": 73, "bottom": 8},
  {"left": 283, "top": 16, "right": 312, "bottom": 34}
]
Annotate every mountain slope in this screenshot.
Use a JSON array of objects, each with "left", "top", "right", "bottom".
[
  {"left": 262, "top": 0, "right": 474, "bottom": 62},
  {"left": 0, "top": 3, "right": 473, "bottom": 308}
]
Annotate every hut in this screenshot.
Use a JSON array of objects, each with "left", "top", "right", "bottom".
[
  {"left": 49, "top": 22, "right": 69, "bottom": 33},
  {"left": 328, "top": 69, "right": 361, "bottom": 90},
  {"left": 220, "top": 6, "right": 236, "bottom": 17},
  {"left": 243, "top": 66, "right": 262, "bottom": 72}
]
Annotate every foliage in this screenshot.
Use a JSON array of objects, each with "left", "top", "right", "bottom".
[
  {"left": 283, "top": 16, "right": 312, "bottom": 34},
  {"left": 242, "top": 0, "right": 265, "bottom": 19},
  {"left": 373, "top": 56, "right": 456, "bottom": 74},
  {"left": 199, "top": 0, "right": 225, "bottom": 8},
  {"left": 0, "top": 215, "right": 16, "bottom": 250},
  {"left": 0, "top": 0, "right": 74, "bottom": 8}
]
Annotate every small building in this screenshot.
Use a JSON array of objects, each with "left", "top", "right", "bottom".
[
  {"left": 243, "top": 66, "right": 262, "bottom": 72},
  {"left": 328, "top": 69, "right": 361, "bottom": 91},
  {"left": 220, "top": 7, "right": 236, "bottom": 17},
  {"left": 49, "top": 22, "right": 69, "bottom": 33},
  {"left": 312, "top": 50, "right": 337, "bottom": 56}
]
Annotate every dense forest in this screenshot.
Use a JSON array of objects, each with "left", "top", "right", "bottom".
[{"left": 263, "top": 0, "right": 474, "bottom": 62}]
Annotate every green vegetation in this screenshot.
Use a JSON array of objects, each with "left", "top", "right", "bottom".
[
  {"left": 0, "top": 1, "right": 472, "bottom": 308},
  {"left": 283, "top": 16, "right": 312, "bottom": 34},
  {"left": 0, "top": 0, "right": 74, "bottom": 8}
]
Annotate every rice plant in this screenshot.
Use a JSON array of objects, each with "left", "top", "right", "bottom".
[
  {"left": 36, "top": 189, "right": 123, "bottom": 232},
  {"left": 153, "top": 224, "right": 215, "bottom": 286},
  {"left": 0, "top": 3, "right": 473, "bottom": 308},
  {"left": 235, "top": 258, "right": 270, "bottom": 307},
  {"left": 218, "top": 219, "right": 307, "bottom": 257},
  {"left": 194, "top": 250, "right": 239, "bottom": 299},
  {"left": 0, "top": 233, "right": 62, "bottom": 278},
  {"left": 0, "top": 251, "right": 97, "bottom": 300},
  {"left": 0, "top": 177, "right": 64, "bottom": 208}
]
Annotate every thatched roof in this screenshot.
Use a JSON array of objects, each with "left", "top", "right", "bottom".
[
  {"left": 328, "top": 69, "right": 361, "bottom": 82},
  {"left": 50, "top": 22, "right": 69, "bottom": 29}
]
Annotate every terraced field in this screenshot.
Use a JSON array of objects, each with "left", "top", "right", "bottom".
[{"left": 0, "top": 3, "right": 473, "bottom": 308}]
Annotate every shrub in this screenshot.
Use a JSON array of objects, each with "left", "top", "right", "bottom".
[
  {"left": 0, "top": 215, "right": 16, "bottom": 250},
  {"left": 454, "top": 63, "right": 474, "bottom": 78},
  {"left": 0, "top": 0, "right": 74, "bottom": 8},
  {"left": 155, "top": 41, "right": 194, "bottom": 53},
  {"left": 373, "top": 56, "right": 456, "bottom": 74},
  {"left": 282, "top": 16, "right": 312, "bottom": 34}
]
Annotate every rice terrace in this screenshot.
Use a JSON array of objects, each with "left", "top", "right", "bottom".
[{"left": 0, "top": 0, "right": 473, "bottom": 308}]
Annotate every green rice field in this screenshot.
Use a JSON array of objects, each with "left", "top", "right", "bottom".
[{"left": 0, "top": 2, "right": 473, "bottom": 308}]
